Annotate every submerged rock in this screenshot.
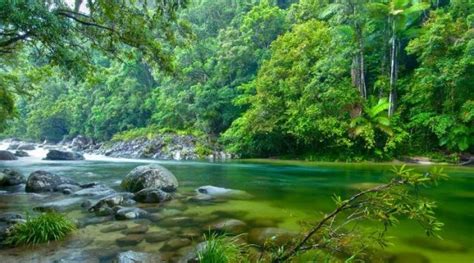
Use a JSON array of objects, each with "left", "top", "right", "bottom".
[
  {"left": 14, "top": 150, "right": 29, "bottom": 157},
  {"left": 209, "top": 219, "right": 247, "bottom": 235},
  {"left": 145, "top": 230, "right": 173, "bottom": 243},
  {"left": 0, "top": 150, "right": 17, "bottom": 161},
  {"left": 117, "top": 250, "right": 158, "bottom": 263},
  {"left": 161, "top": 237, "right": 191, "bottom": 251},
  {"left": 248, "top": 227, "right": 298, "bottom": 247},
  {"left": 121, "top": 164, "right": 178, "bottom": 193},
  {"left": 116, "top": 234, "right": 145, "bottom": 247},
  {"left": 115, "top": 207, "right": 148, "bottom": 220},
  {"left": 25, "top": 170, "right": 79, "bottom": 192},
  {"left": 44, "top": 149, "right": 85, "bottom": 160},
  {"left": 122, "top": 224, "right": 149, "bottom": 235},
  {"left": 0, "top": 169, "right": 25, "bottom": 186},
  {"left": 88, "top": 193, "right": 134, "bottom": 212},
  {"left": 134, "top": 187, "right": 172, "bottom": 203},
  {"left": 100, "top": 223, "right": 128, "bottom": 233},
  {"left": 195, "top": 185, "right": 250, "bottom": 199}
]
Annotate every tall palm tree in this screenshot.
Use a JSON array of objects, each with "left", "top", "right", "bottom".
[{"left": 368, "top": 0, "right": 430, "bottom": 116}]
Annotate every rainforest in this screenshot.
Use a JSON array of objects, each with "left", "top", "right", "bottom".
[{"left": 0, "top": 0, "right": 473, "bottom": 263}]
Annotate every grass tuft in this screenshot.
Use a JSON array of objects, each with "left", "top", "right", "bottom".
[
  {"left": 6, "top": 212, "right": 76, "bottom": 246},
  {"left": 198, "top": 233, "right": 246, "bottom": 263}
]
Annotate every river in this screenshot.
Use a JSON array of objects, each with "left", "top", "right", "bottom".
[{"left": 0, "top": 144, "right": 473, "bottom": 262}]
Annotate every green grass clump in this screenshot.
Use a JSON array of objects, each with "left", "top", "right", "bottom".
[
  {"left": 6, "top": 212, "right": 76, "bottom": 246},
  {"left": 198, "top": 233, "right": 246, "bottom": 263}
]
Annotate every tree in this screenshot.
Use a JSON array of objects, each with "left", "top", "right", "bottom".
[
  {"left": 369, "top": 0, "right": 430, "bottom": 116},
  {"left": 0, "top": 0, "right": 189, "bottom": 129}
]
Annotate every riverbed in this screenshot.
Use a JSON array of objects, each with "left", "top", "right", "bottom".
[{"left": 0, "top": 144, "right": 473, "bottom": 262}]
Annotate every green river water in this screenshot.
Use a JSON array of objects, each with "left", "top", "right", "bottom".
[{"left": 0, "top": 157, "right": 473, "bottom": 262}]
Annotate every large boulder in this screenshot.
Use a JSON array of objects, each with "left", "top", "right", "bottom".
[
  {"left": 133, "top": 188, "right": 172, "bottom": 203},
  {"left": 25, "top": 170, "right": 79, "bottom": 192},
  {"left": 121, "top": 164, "right": 178, "bottom": 193},
  {"left": 0, "top": 169, "right": 25, "bottom": 186},
  {"left": 17, "top": 143, "right": 35, "bottom": 151},
  {"left": 0, "top": 151, "right": 17, "bottom": 161},
  {"left": 44, "top": 150, "right": 85, "bottom": 161},
  {"left": 71, "top": 135, "right": 93, "bottom": 151}
]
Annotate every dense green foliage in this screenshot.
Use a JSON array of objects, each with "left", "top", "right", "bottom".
[
  {"left": 1, "top": 0, "right": 472, "bottom": 160},
  {"left": 6, "top": 212, "right": 75, "bottom": 246}
]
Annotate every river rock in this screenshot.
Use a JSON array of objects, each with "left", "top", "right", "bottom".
[
  {"left": 100, "top": 223, "right": 128, "bottom": 233},
  {"left": 25, "top": 170, "right": 79, "bottom": 192},
  {"left": 77, "top": 215, "right": 114, "bottom": 228},
  {"left": 44, "top": 149, "right": 85, "bottom": 160},
  {"left": 122, "top": 224, "right": 149, "bottom": 235},
  {"left": 0, "top": 150, "right": 17, "bottom": 160},
  {"left": 195, "top": 185, "right": 250, "bottom": 199},
  {"left": 209, "top": 219, "right": 247, "bottom": 235},
  {"left": 248, "top": 227, "right": 298, "bottom": 247},
  {"left": 145, "top": 230, "right": 173, "bottom": 243},
  {"left": 17, "top": 143, "right": 35, "bottom": 150},
  {"left": 115, "top": 207, "right": 148, "bottom": 220},
  {"left": 88, "top": 193, "right": 134, "bottom": 212},
  {"left": 160, "top": 217, "right": 194, "bottom": 227},
  {"left": 116, "top": 234, "right": 145, "bottom": 247},
  {"left": 121, "top": 164, "right": 178, "bottom": 193},
  {"left": 14, "top": 150, "right": 29, "bottom": 157},
  {"left": 56, "top": 184, "right": 82, "bottom": 194},
  {"left": 117, "top": 251, "right": 157, "bottom": 263},
  {"left": 134, "top": 188, "right": 172, "bottom": 203},
  {"left": 0, "top": 169, "right": 25, "bottom": 186},
  {"left": 71, "top": 135, "right": 93, "bottom": 151},
  {"left": 161, "top": 238, "right": 192, "bottom": 251},
  {"left": 7, "top": 143, "right": 19, "bottom": 150},
  {"left": 0, "top": 212, "right": 24, "bottom": 224}
]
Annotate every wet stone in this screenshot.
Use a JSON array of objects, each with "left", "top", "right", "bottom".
[
  {"left": 248, "top": 227, "right": 298, "bottom": 247},
  {"left": 117, "top": 250, "right": 159, "bottom": 263},
  {"left": 208, "top": 218, "right": 247, "bottom": 235},
  {"left": 179, "top": 228, "right": 202, "bottom": 239},
  {"left": 145, "top": 230, "right": 173, "bottom": 243},
  {"left": 122, "top": 224, "right": 149, "bottom": 235},
  {"left": 116, "top": 234, "right": 145, "bottom": 247},
  {"left": 64, "top": 237, "right": 95, "bottom": 248},
  {"left": 100, "top": 223, "right": 128, "bottom": 233},
  {"left": 77, "top": 215, "right": 113, "bottom": 228},
  {"left": 115, "top": 207, "right": 148, "bottom": 220},
  {"left": 161, "top": 237, "right": 192, "bottom": 251},
  {"left": 160, "top": 217, "right": 194, "bottom": 227}
]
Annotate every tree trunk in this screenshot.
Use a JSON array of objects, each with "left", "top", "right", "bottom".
[
  {"left": 350, "top": 8, "right": 366, "bottom": 100},
  {"left": 388, "top": 20, "right": 397, "bottom": 117}
]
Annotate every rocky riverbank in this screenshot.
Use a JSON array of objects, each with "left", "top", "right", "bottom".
[
  {"left": 0, "top": 164, "right": 296, "bottom": 262},
  {"left": 1, "top": 133, "right": 235, "bottom": 161}
]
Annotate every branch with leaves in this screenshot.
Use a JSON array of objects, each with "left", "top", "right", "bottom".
[{"left": 272, "top": 165, "right": 448, "bottom": 262}]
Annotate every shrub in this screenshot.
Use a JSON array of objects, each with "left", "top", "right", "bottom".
[
  {"left": 6, "top": 212, "right": 76, "bottom": 246},
  {"left": 198, "top": 233, "right": 245, "bottom": 263}
]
